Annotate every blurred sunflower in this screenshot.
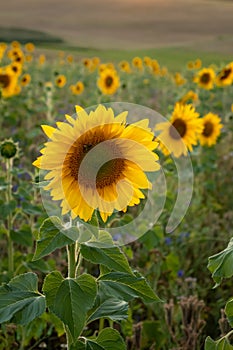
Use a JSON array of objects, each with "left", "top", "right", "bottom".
[
  {"left": 25, "top": 42, "right": 35, "bottom": 52},
  {"left": 39, "top": 54, "right": 46, "bottom": 65},
  {"left": 21, "top": 73, "right": 31, "bottom": 87},
  {"left": 119, "top": 60, "right": 131, "bottom": 73},
  {"left": 179, "top": 90, "right": 198, "bottom": 105},
  {"left": 0, "top": 67, "right": 18, "bottom": 98},
  {"left": 33, "top": 104, "right": 160, "bottom": 222},
  {"left": 132, "top": 57, "right": 143, "bottom": 70},
  {"left": 174, "top": 72, "right": 186, "bottom": 86},
  {"left": 155, "top": 103, "right": 203, "bottom": 157},
  {"left": 194, "top": 58, "right": 202, "bottom": 69},
  {"left": 66, "top": 55, "right": 74, "bottom": 63},
  {"left": 55, "top": 75, "right": 66, "bottom": 88},
  {"left": 194, "top": 68, "right": 215, "bottom": 90},
  {"left": 216, "top": 62, "right": 233, "bottom": 87},
  {"left": 97, "top": 68, "right": 120, "bottom": 95},
  {"left": 199, "top": 113, "right": 223, "bottom": 146},
  {"left": 9, "top": 62, "right": 23, "bottom": 76},
  {"left": 70, "top": 81, "right": 84, "bottom": 95}
]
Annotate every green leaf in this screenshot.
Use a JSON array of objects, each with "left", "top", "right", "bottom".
[
  {"left": 208, "top": 238, "right": 233, "bottom": 287},
  {"left": 71, "top": 328, "right": 126, "bottom": 350},
  {"left": 22, "top": 201, "right": 44, "bottom": 215},
  {"left": 98, "top": 271, "right": 161, "bottom": 303},
  {"left": 95, "top": 328, "right": 126, "bottom": 350},
  {"left": 0, "top": 273, "right": 45, "bottom": 325},
  {"left": 10, "top": 224, "right": 33, "bottom": 247},
  {"left": 225, "top": 298, "right": 233, "bottom": 327},
  {"left": 87, "top": 298, "right": 128, "bottom": 323},
  {"left": 42, "top": 271, "right": 64, "bottom": 308},
  {"left": 33, "top": 217, "right": 73, "bottom": 260},
  {"left": 80, "top": 241, "right": 133, "bottom": 274},
  {"left": 205, "top": 336, "right": 217, "bottom": 350},
  {"left": 44, "top": 273, "right": 97, "bottom": 341},
  {"left": 205, "top": 336, "right": 233, "bottom": 350},
  {"left": 0, "top": 200, "right": 16, "bottom": 218}
]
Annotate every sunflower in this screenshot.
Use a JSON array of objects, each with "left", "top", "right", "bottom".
[
  {"left": 194, "top": 58, "right": 202, "bottom": 69},
  {"left": 155, "top": 103, "right": 203, "bottom": 157},
  {"left": 39, "top": 54, "right": 46, "bottom": 65},
  {"left": 55, "top": 75, "right": 66, "bottom": 88},
  {"left": 97, "top": 68, "right": 120, "bottom": 95},
  {"left": 132, "top": 57, "right": 143, "bottom": 70},
  {"left": 216, "top": 62, "right": 233, "bottom": 87},
  {"left": 174, "top": 72, "right": 186, "bottom": 86},
  {"left": 33, "top": 105, "right": 160, "bottom": 222},
  {"left": 0, "top": 67, "right": 18, "bottom": 98},
  {"left": 150, "top": 60, "right": 160, "bottom": 75},
  {"left": 70, "top": 81, "right": 84, "bottom": 95},
  {"left": 179, "top": 90, "right": 198, "bottom": 105},
  {"left": 25, "top": 42, "right": 35, "bottom": 52},
  {"left": 66, "top": 55, "right": 74, "bottom": 63},
  {"left": 199, "top": 113, "right": 223, "bottom": 147},
  {"left": 9, "top": 62, "right": 23, "bottom": 76},
  {"left": 118, "top": 60, "right": 131, "bottom": 73},
  {"left": 194, "top": 68, "right": 215, "bottom": 90},
  {"left": 21, "top": 73, "right": 31, "bottom": 87}
]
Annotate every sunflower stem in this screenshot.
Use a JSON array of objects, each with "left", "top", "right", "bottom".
[{"left": 6, "top": 158, "right": 14, "bottom": 275}]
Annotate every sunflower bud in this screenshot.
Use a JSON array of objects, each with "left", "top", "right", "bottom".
[{"left": 0, "top": 139, "right": 18, "bottom": 159}]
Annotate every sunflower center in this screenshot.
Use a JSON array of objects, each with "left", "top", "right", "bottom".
[
  {"left": 200, "top": 73, "right": 210, "bottom": 84},
  {"left": 66, "top": 129, "right": 125, "bottom": 189},
  {"left": 0, "top": 74, "right": 10, "bottom": 88},
  {"left": 105, "top": 76, "right": 113, "bottom": 87},
  {"left": 169, "top": 118, "right": 187, "bottom": 139},
  {"left": 220, "top": 68, "right": 231, "bottom": 81},
  {"left": 203, "top": 121, "right": 214, "bottom": 137}
]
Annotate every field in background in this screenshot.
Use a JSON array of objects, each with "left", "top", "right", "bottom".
[{"left": 1, "top": 0, "right": 233, "bottom": 51}]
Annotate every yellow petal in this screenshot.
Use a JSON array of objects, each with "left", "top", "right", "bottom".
[{"left": 41, "top": 125, "right": 56, "bottom": 138}]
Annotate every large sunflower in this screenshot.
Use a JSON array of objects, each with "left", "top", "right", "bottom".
[
  {"left": 155, "top": 103, "right": 203, "bottom": 158},
  {"left": 33, "top": 105, "right": 160, "bottom": 222},
  {"left": 194, "top": 68, "right": 215, "bottom": 90},
  {"left": 199, "top": 113, "right": 223, "bottom": 146},
  {"left": 97, "top": 68, "right": 120, "bottom": 95},
  {"left": 216, "top": 62, "right": 233, "bottom": 87}
]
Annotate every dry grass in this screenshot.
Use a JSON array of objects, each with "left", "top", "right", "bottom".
[{"left": 0, "top": 0, "right": 233, "bottom": 53}]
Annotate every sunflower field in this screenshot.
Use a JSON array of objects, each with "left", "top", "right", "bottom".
[{"left": 0, "top": 41, "right": 233, "bottom": 350}]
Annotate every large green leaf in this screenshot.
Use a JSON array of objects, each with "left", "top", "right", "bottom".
[
  {"left": 98, "top": 271, "right": 161, "bottom": 303},
  {"left": 80, "top": 241, "right": 132, "bottom": 274},
  {"left": 43, "top": 273, "right": 97, "bottom": 341},
  {"left": 71, "top": 328, "right": 126, "bottom": 350},
  {"left": 87, "top": 298, "right": 128, "bottom": 323},
  {"left": 225, "top": 298, "right": 233, "bottom": 327},
  {"left": 33, "top": 217, "right": 74, "bottom": 260},
  {"left": 208, "top": 238, "right": 233, "bottom": 287},
  {"left": 0, "top": 273, "right": 45, "bottom": 325}
]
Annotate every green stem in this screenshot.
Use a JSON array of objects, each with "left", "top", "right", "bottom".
[
  {"left": 99, "top": 318, "right": 105, "bottom": 333},
  {"left": 6, "top": 158, "right": 14, "bottom": 274}
]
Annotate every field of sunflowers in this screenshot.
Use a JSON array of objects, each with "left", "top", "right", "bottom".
[{"left": 0, "top": 40, "right": 233, "bottom": 350}]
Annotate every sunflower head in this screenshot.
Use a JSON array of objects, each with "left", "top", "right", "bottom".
[
  {"left": 199, "top": 113, "right": 223, "bottom": 146},
  {"left": 155, "top": 103, "right": 203, "bottom": 157},
  {"left": 194, "top": 68, "right": 215, "bottom": 90},
  {"left": 97, "top": 69, "right": 120, "bottom": 95},
  {"left": 33, "top": 104, "right": 160, "bottom": 223},
  {"left": 216, "top": 62, "right": 233, "bottom": 87},
  {"left": 55, "top": 75, "right": 66, "bottom": 88}
]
